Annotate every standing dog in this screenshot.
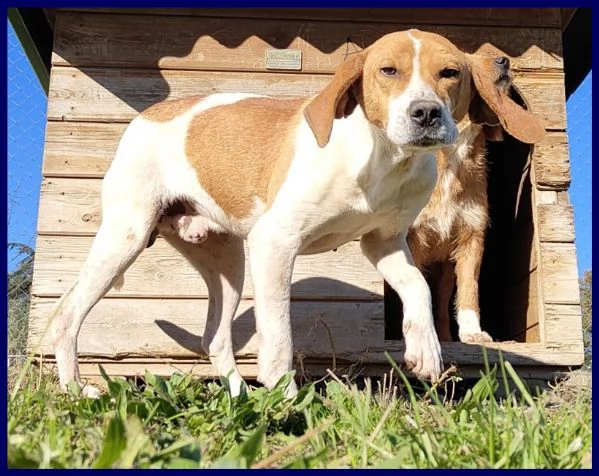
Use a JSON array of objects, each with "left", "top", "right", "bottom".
[
  {"left": 408, "top": 54, "right": 545, "bottom": 343},
  {"left": 48, "top": 30, "right": 540, "bottom": 398}
]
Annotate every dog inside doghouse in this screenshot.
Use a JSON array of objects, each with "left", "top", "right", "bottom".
[{"left": 384, "top": 85, "right": 539, "bottom": 345}]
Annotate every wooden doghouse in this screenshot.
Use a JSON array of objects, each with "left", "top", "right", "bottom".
[{"left": 23, "top": 8, "right": 589, "bottom": 383}]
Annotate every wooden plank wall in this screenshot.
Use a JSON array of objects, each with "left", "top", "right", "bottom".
[{"left": 28, "top": 8, "right": 584, "bottom": 378}]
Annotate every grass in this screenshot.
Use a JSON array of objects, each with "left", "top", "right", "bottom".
[{"left": 7, "top": 356, "right": 592, "bottom": 469}]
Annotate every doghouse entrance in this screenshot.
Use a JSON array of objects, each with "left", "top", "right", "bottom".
[{"left": 384, "top": 94, "right": 539, "bottom": 344}]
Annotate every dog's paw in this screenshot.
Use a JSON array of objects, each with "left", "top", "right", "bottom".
[
  {"left": 81, "top": 384, "right": 102, "bottom": 399},
  {"left": 457, "top": 310, "right": 492, "bottom": 344},
  {"left": 459, "top": 331, "right": 493, "bottom": 343},
  {"left": 403, "top": 320, "right": 443, "bottom": 382},
  {"left": 227, "top": 375, "right": 248, "bottom": 399},
  {"left": 284, "top": 380, "right": 299, "bottom": 400}
]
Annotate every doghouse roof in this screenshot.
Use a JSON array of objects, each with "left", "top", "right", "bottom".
[{"left": 9, "top": 8, "right": 591, "bottom": 98}]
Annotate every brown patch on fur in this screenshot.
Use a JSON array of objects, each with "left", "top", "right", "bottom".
[
  {"left": 409, "top": 131, "right": 489, "bottom": 259},
  {"left": 142, "top": 96, "right": 203, "bottom": 123},
  {"left": 412, "top": 30, "right": 473, "bottom": 123},
  {"left": 185, "top": 97, "right": 306, "bottom": 219},
  {"left": 408, "top": 130, "right": 489, "bottom": 341},
  {"left": 356, "top": 36, "right": 413, "bottom": 130},
  {"left": 305, "top": 30, "right": 478, "bottom": 146},
  {"left": 304, "top": 53, "right": 366, "bottom": 148}
]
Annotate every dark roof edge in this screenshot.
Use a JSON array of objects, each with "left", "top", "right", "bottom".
[
  {"left": 8, "top": 8, "right": 53, "bottom": 95},
  {"left": 562, "top": 8, "right": 592, "bottom": 99}
]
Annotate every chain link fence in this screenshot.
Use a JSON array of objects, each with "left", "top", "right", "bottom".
[
  {"left": 7, "top": 20, "right": 47, "bottom": 369},
  {"left": 565, "top": 71, "right": 593, "bottom": 367},
  {"left": 565, "top": 71, "right": 592, "bottom": 275}
]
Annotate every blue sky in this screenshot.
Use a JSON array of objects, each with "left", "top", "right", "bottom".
[{"left": 6, "top": 19, "right": 592, "bottom": 275}]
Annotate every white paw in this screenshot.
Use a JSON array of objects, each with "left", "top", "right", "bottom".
[
  {"left": 257, "top": 372, "right": 298, "bottom": 399},
  {"left": 457, "top": 310, "right": 492, "bottom": 343},
  {"left": 284, "top": 380, "right": 299, "bottom": 399},
  {"left": 403, "top": 319, "right": 443, "bottom": 382},
  {"left": 227, "top": 375, "right": 248, "bottom": 398},
  {"left": 459, "top": 331, "right": 493, "bottom": 343},
  {"left": 81, "top": 384, "right": 102, "bottom": 399}
]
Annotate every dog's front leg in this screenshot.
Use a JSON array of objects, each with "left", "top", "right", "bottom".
[
  {"left": 453, "top": 233, "right": 492, "bottom": 343},
  {"left": 361, "top": 229, "right": 443, "bottom": 382},
  {"left": 247, "top": 220, "right": 300, "bottom": 398}
]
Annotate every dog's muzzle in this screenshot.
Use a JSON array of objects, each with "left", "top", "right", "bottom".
[{"left": 407, "top": 100, "right": 455, "bottom": 147}]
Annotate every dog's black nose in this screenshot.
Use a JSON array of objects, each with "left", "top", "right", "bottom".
[
  {"left": 409, "top": 101, "right": 442, "bottom": 128},
  {"left": 495, "top": 56, "right": 510, "bottom": 68}
]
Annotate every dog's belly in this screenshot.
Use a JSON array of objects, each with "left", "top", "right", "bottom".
[
  {"left": 298, "top": 209, "right": 403, "bottom": 255},
  {"left": 300, "top": 232, "right": 360, "bottom": 255}
]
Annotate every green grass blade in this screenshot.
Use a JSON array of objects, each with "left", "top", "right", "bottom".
[{"left": 93, "top": 417, "right": 127, "bottom": 469}]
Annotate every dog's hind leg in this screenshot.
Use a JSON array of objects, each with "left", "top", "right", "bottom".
[
  {"left": 49, "top": 198, "right": 159, "bottom": 397},
  {"left": 162, "top": 232, "right": 247, "bottom": 397}
]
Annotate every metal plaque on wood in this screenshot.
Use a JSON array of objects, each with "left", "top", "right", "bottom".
[{"left": 265, "top": 49, "right": 302, "bottom": 71}]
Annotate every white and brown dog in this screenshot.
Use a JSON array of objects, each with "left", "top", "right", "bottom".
[
  {"left": 48, "top": 30, "right": 542, "bottom": 399},
  {"left": 408, "top": 54, "right": 544, "bottom": 344}
]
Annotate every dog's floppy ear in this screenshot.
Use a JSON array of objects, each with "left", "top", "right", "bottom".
[
  {"left": 468, "top": 56, "right": 546, "bottom": 144},
  {"left": 304, "top": 52, "right": 366, "bottom": 148}
]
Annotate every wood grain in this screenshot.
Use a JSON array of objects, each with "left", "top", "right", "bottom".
[
  {"left": 37, "top": 177, "right": 102, "bottom": 235},
  {"left": 40, "top": 359, "right": 582, "bottom": 386},
  {"left": 53, "top": 11, "right": 563, "bottom": 73},
  {"left": 531, "top": 132, "right": 571, "bottom": 190},
  {"left": 41, "top": 357, "right": 583, "bottom": 385},
  {"left": 536, "top": 204, "right": 575, "bottom": 242},
  {"left": 42, "top": 122, "right": 126, "bottom": 178},
  {"left": 539, "top": 243, "right": 581, "bottom": 305},
  {"left": 31, "top": 236, "right": 383, "bottom": 300},
  {"left": 543, "top": 303, "right": 584, "bottom": 348},
  {"left": 56, "top": 8, "right": 563, "bottom": 28},
  {"left": 46, "top": 67, "right": 567, "bottom": 129},
  {"left": 47, "top": 67, "right": 324, "bottom": 122},
  {"left": 29, "top": 295, "right": 584, "bottom": 369},
  {"left": 28, "top": 297, "right": 387, "bottom": 359}
]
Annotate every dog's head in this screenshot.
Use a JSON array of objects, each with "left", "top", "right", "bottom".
[
  {"left": 304, "top": 29, "right": 545, "bottom": 148},
  {"left": 463, "top": 54, "right": 512, "bottom": 142},
  {"left": 304, "top": 29, "right": 472, "bottom": 149},
  {"left": 465, "top": 53, "right": 545, "bottom": 144}
]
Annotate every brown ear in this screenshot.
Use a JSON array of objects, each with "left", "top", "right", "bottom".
[
  {"left": 304, "top": 52, "right": 365, "bottom": 148},
  {"left": 469, "top": 60, "right": 546, "bottom": 144}
]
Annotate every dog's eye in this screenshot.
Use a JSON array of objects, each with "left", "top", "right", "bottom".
[
  {"left": 380, "top": 67, "right": 398, "bottom": 77},
  {"left": 495, "top": 56, "right": 510, "bottom": 67},
  {"left": 440, "top": 68, "right": 460, "bottom": 79}
]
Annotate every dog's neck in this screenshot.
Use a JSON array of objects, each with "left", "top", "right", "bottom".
[{"left": 440, "top": 120, "right": 486, "bottom": 168}]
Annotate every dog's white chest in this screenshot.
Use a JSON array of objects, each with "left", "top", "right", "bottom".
[{"left": 297, "top": 152, "right": 438, "bottom": 254}]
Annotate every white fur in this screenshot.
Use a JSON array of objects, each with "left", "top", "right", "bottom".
[
  {"left": 457, "top": 309, "right": 491, "bottom": 343},
  {"left": 387, "top": 34, "right": 457, "bottom": 147},
  {"left": 49, "top": 39, "right": 461, "bottom": 398},
  {"left": 412, "top": 124, "right": 487, "bottom": 241},
  {"left": 457, "top": 309, "right": 481, "bottom": 334}
]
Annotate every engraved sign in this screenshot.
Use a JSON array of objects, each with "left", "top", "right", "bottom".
[{"left": 265, "top": 49, "right": 302, "bottom": 71}]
